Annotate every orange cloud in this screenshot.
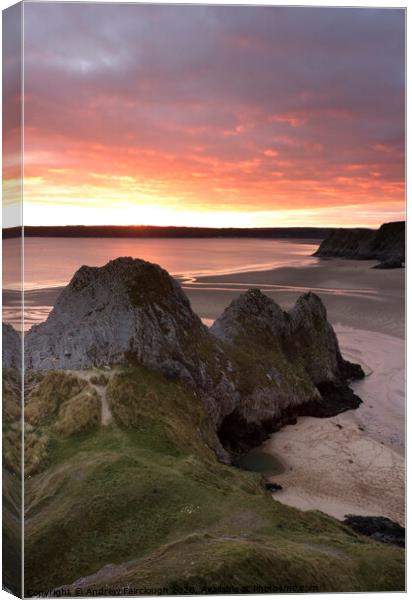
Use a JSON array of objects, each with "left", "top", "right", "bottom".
[{"left": 11, "top": 3, "right": 405, "bottom": 227}]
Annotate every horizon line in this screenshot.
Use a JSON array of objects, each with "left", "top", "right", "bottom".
[{"left": 4, "top": 222, "right": 399, "bottom": 231}]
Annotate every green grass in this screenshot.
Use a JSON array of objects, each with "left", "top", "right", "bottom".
[
  {"left": 25, "top": 424, "right": 50, "bottom": 476},
  {"left": 97, "top": 534, "right": 403, "bottom": 595},
  {"left": 89, "top": 373, "right": 110, "bottom": 386},
  {"left": 24, "top": 365, "right": 405, "bottom": 594},
  {"left": 2, "top": 369, "right": 22, "bottom": 596},
  {"left": 127, "top": 263, "right": 178, "bottom": 309},
  {"left": 25, "top": 371, "right": 87, "bottom": 426},
  {"left": 54, "top": 387, "right": 101, "bottom": 436},
  {"left": 22, "top": 371, "right": 102, "bottom": 476},
  {"left": 3, "top": 369, "right": 21, "bottom": 423},
  {"left": 225, "top": 334, "right": 316, "bottom": 400},
  {"left": 107, "top": 366, "right": 217, "bottom": 458}
]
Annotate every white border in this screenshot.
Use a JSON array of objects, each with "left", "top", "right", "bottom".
[{"left": 0, "top": 2, "right": 408, "bottom": 600}]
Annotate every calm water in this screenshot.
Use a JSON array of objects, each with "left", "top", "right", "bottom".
[
  {"left": 5, "top": 237, "right": 318, "bottom": 290},
  {"left": 3, "top": 237, "right": 318, "bottom": 329},
  {"left": 238, "top": 449, "right": 284, "bottom": 475}
]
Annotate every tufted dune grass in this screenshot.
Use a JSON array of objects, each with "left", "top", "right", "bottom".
[{"left": 24, "top": 365, "right": 404, "bottom": 594}]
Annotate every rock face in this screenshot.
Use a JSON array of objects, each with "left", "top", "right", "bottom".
[
  {"left": 25, "top": 257, "right": 364, "bottom": 456},
  {"left": 314, "top": 221, "right": 405, "bottom": 266},
  {"left": 24, "top": 257, "right": 236, "bottom": 432},
  {"left": 372, "top": 258, "right": 404, "bottom": 270},
  {"left": 2, "top": 322, "right": 21, "bottom": 370},
  {"left": 211, "top": 289, "right": 363, "bottom": 451},
  {"left": 343, "top": 515, "right": 405, "bottom": 548},
  {"left": 26, "top": 257, "right": 207, "bottom": 372},
  {"left": 369, "top": 221, "right": 405, "bottom": 263}
]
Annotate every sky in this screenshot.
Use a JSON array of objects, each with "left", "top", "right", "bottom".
[{"left": 10, "top": 3, "right": 406, "bottom": 227}]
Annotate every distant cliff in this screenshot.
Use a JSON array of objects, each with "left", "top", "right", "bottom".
[
  {"left": 314, "top": 221, "right": 405, "bottom": 266},
  {"left": 3, "top": 224, "right": 331, "bottom": 240},
  {"left": 24, "top": 257, "right": 364, "bottom": 456}
]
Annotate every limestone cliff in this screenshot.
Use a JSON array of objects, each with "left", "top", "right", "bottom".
[
  {"left": 24, "top": 257, "right": 364, "bottom": 455},
  {"left": 2, "top": 322, "right": 21, "bottom": 371},
  {"left": 314, "top": 221, "right": 405, "bottom": 265},
  {"left": 211, "top": 289, "right": 363, "bottom": 451},
  {"left": 24, "top": 257, "right": 236, "bottom": 431},
  {"left": 25, "top": 257, "right": 219, "bottom": 377}
]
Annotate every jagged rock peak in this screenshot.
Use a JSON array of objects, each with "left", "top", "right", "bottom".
[
  {"left": 25, "top": 257, "right": 207, "bottom": 373},
  {"left": 67, "top": 257, "right": 186, "bottom": 304},
  {"left": 23, "top": 264, "right": 365, "bottom": 457},
  {"left": 211, "top": 289, "right": 329, "bottom": 344},
  {"left": 210, "top": 288, "right": 286, "bottom": 342},
  {"left": 211, "top": 288, "right": 364, "bottom": 453},
  {"left": 293, "top": 290, "right": 326, "bottom": 313},
  {"left": 287, "top": 292, "right": 344, "bottom": 385},
  {"left": 211, "top": 288, "right": 362, "bottom": 388},
  {"left": 289, "top": 291, "right": 327, "bottom": 326}
]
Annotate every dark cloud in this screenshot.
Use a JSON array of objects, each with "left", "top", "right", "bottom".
[{"left": 21, "top": 2, "right": 405, "bottom": 222}]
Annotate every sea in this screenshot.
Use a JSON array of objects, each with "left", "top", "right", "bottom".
[{"left": 3, "top": 237, "right": 318, "bottom": 330}]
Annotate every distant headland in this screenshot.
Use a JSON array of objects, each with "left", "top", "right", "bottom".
[
  {"left": 314, "top": 221, "right": 405, "bottom": 267},
  {"left": 3, "top": 225, "right": 334, "bottom": 239}
]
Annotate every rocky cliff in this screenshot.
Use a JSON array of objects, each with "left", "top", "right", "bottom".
[
  {"left": 19, "top": 258, "right": 404, "bottom": 594},
  {"left": 24, "top": 257, "right": 236, "bottom": 434},
  {"left": 2, "top": 322, "right": 21, "bottom": 370},
  {"left": 211, "top": 289, "right": 363, "bottom": 451},
  {"left": 25, "top": 257, "right": 208, "bottom": 374},
  {"left": 314, "top": 221, "right": 405, "bottom": 266},
  {"left": 24, "top": 257, "right": 363, "bottom": 456}
]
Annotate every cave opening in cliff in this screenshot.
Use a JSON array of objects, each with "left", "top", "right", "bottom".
[{"left": 217, "top": 410, "right": 275, "bottom": 456}]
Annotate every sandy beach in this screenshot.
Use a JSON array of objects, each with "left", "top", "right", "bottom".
[
  {"left": 262, "top": 323, "right": 405, "bottom": 525},
  {"left": 263, "top": 409, "right": 405, "bottom": 525}
]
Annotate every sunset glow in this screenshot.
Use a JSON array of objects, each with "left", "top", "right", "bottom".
[{"left": 13, "top": 4, "right": 406, "bottom": 227}]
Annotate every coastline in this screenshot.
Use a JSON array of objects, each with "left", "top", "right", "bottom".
[
  {"left": 7, "top": 256, "right": 405, "bottom": 525},
  {"left": 263, "top": 323, "right": 405, "bottom": 526},
  {"left": 264, "top": 411, "right": 405, "bottom": 525},
  {"left": 8, "top": 255, "right": 405, "bottom": 337},
  {"left": 188, "top": 257, "right": 405, "bottom": 339},
  {"left": 192, "top": 258, "right": 405, "bottom": 525}
]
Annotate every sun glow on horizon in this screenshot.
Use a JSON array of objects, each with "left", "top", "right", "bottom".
[
  {"left": 3, "top": 4, "right": 405, "bottom": 230},
  {"left": 22, "top": 162, "right": 405, "bottom": 228},
  {"left": 23, "top": 198, "right": 405, "bottom": 230}
]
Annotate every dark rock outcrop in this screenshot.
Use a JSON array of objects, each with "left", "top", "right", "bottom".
[
  {"left": 211, "top": 289, "right": 363, "bottom": 452},
  {"left": 314, "top": 228, "right": 375, "bottom": 259},
  {"left": 314, "top": 221, "right": 405, "bottom": 265},
  {"left": 24, "top": 257, "right": 364, "bottom": 457},
  {"left": 368, "top": 221, "right": 405, "bottom": 263},
  {"left": 343, "top": 515, "right": 405, "bottom": 548},
  {"left": 372, "top": 259, "right": 404, "bottom": 270},
  {"left": 265, "top": 482, "right": 283, "bottom": 492}
]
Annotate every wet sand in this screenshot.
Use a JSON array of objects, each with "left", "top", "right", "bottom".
[
  {"left": 187, "top": 257, "right": 405, "bottom": 338},
  {"left": 262, "top": 324, "right": 405, "bottom": 525},
  {"left": 263, "top": 412, "right": 405, "bottom": 525},
  {"left": 11, "top": 255, "right": 405, "bottom": 337}
]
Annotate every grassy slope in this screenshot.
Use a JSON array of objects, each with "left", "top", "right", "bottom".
[
  {"left": 24, "top": 367, "right": 404, "bottom": 594},
  {"left": 2, "top": 369, "right": 22, "bottom": 597}
]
